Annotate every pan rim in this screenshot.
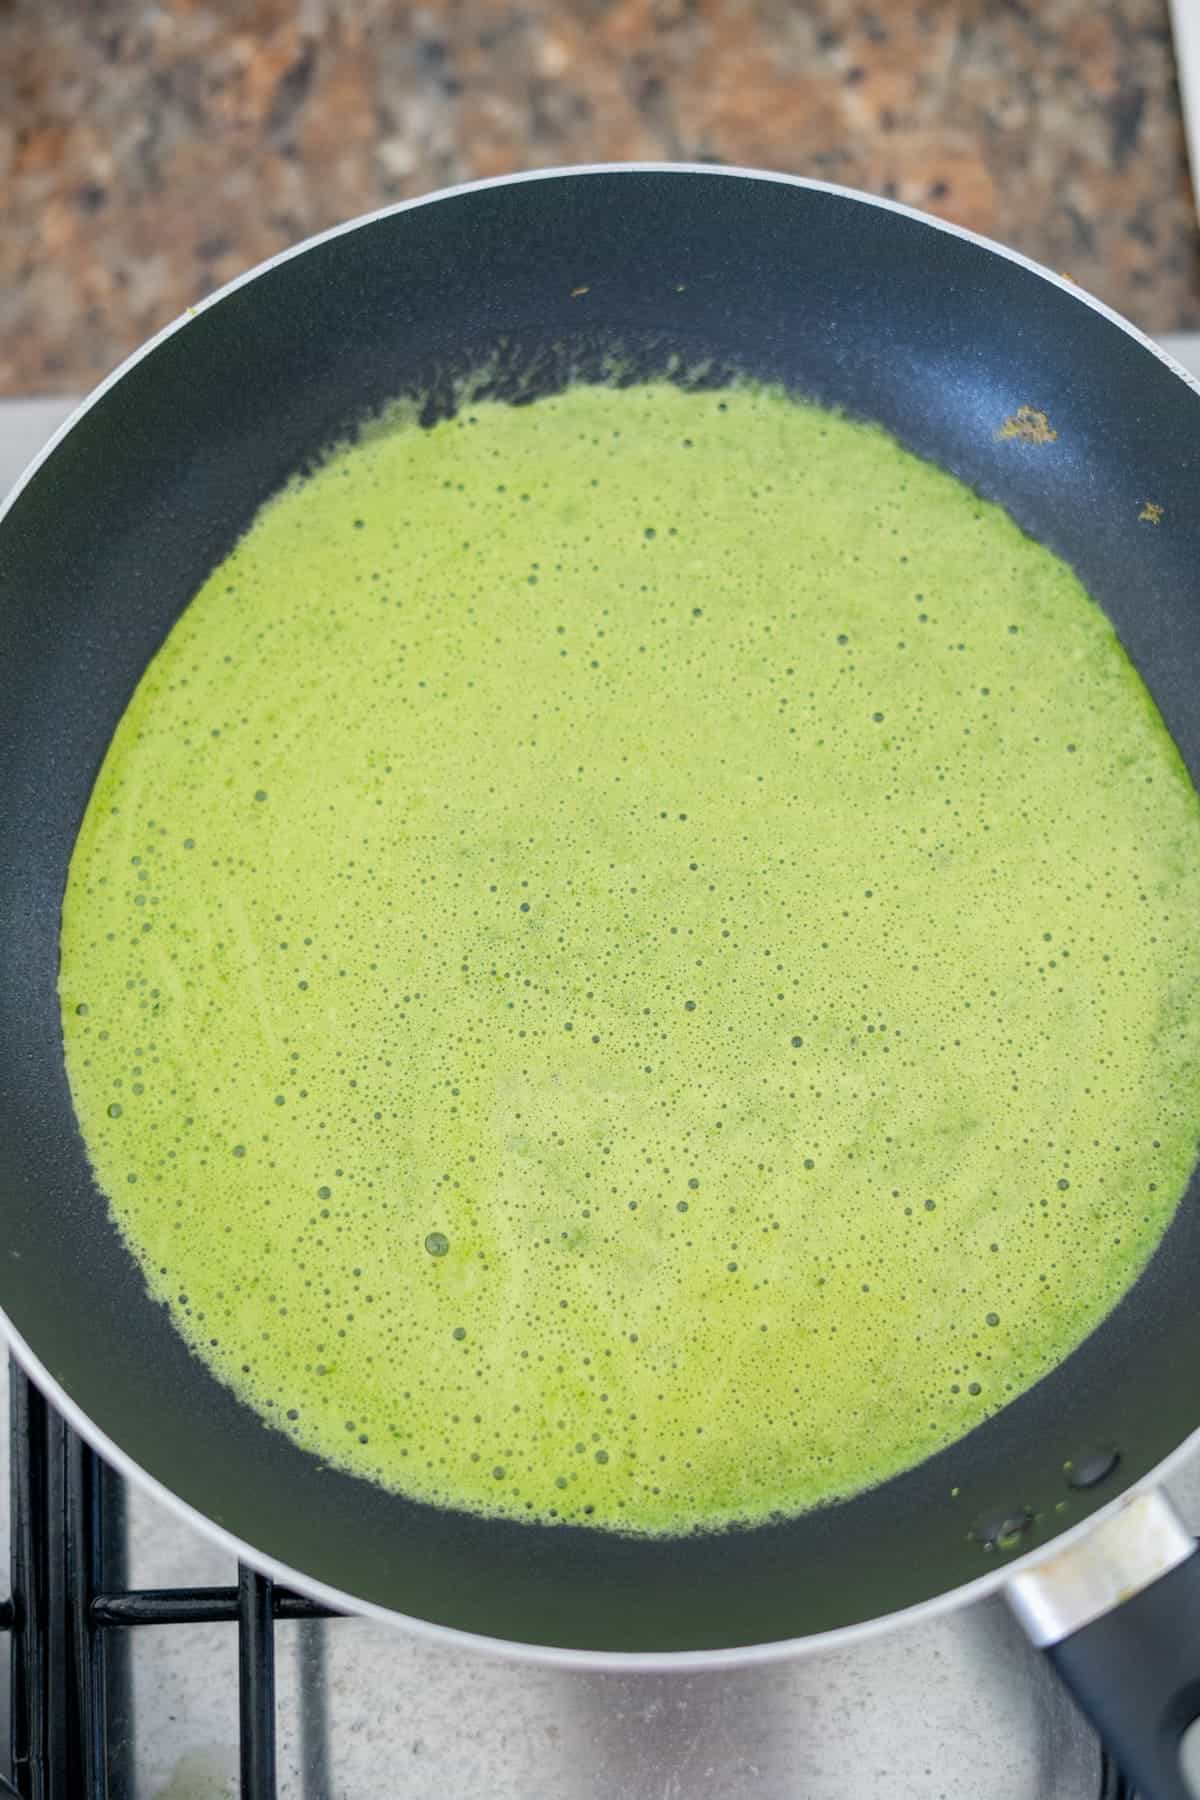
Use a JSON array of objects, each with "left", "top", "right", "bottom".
[{"left": 3, "top": 158, "right": 1199, "bottom": 1670}]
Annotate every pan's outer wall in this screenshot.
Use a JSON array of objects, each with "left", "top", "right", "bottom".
[{"left": 1, "top": 171, "right": 1199, "bottom": 1653}]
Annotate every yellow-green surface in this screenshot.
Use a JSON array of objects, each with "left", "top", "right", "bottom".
[{"left": 60, "top": 380, "right": 1200, "bottom": 1534}]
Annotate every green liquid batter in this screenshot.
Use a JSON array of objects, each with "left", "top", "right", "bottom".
[{"left": 60, "top": 379, "right": 1200, "bottom": 1534}]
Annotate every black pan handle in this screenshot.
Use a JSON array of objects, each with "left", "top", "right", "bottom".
[{"left": 1008, "top": 1489, "right": 1200, "bottom": 1800}]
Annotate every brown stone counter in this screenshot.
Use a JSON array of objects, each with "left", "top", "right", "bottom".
[{"left": 2, "top": 0, "right": 1198, "bottom": 393}]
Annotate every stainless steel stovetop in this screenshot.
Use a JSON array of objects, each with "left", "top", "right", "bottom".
[{"left": 3, "top": 339, "right": 1199, "bottom": 1799}]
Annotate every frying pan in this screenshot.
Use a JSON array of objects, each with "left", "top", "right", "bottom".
[{"left": 2, "top": 165, "right": 1200, "bottom": 1798}]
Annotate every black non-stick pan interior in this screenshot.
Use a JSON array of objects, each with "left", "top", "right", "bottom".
[{"left": 2, "top": 169, "right": 1200, "bottom": 1652}]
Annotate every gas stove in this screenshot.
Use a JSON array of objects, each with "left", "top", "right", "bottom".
[
  {"left": 2, "top": 339, "right": 1198, "bottom": 1799},
  {"left": 4, "top": 1359, "right": 1177, "bottom": 1800}
]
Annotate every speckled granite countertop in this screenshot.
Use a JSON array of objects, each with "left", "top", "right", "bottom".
[{"left": 2, "top": 0, "right": 1199, "bottom": 394}]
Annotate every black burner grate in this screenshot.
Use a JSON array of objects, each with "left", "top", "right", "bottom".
[
  {"left": 1, "top": 1363, "right": 334, "bottom": 1797},
  {"left": 0, "top": 1360, "right": 1132, "bottom": 1799}
]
